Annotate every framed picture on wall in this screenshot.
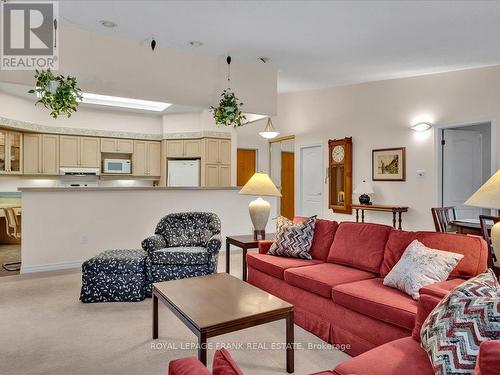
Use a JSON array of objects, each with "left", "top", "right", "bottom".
[{"left": 372, "top": 147, "right": 406, "bottom": 181}]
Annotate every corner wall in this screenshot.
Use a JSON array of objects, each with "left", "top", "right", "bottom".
[{"left": 274, "top": 66, "right": 500, "bottom": 230}]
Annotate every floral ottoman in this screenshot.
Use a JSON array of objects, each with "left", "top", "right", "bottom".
[{"left": 80, "top": 249, "right": 151, "bottom": 303}]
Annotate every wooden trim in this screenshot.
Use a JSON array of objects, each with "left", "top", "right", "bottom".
[{"left": 268, "top": 135, "right": 295, "bottom": 144}]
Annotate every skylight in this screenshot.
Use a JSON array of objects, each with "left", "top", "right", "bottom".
[{"left": 80, "top": 93, "right": 171, "bottom": 112}]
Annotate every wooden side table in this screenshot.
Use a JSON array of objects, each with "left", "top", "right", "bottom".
[
  {"left": 352, "top": 204, "right": 409, "bottom": 230},
  {"left": 226, "top": 234, "right": 275, "bottom": 281}
]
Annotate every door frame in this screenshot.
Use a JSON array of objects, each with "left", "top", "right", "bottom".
[
  {"left": 434, "top": 119, "right": 497, "bottom": 207},
  {"left": 297, "top": 143, "right": 324, "bottom": 218}
]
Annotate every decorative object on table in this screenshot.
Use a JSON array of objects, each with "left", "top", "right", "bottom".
[
  {"left": 353, "top": 179, "right": 374, "bottom": 205},
  {"left": 28, "top": 69, "right": 82, "bottom": 118},
  {"left": 267, "top": 216, "right": 317, "bottom": 259},
  {"left": 465, "top": 169, "right": 500, "bottom": 266},
  {"left": 142, "top": 212, "right": 222, "bottom": 286},
  {"left": 352, "top": 204, "right": 409, "bottom": 229},
  {"left": 328, "top": 137, "right": 353, "bottom": 214},
  {"left": 211, "top": 56, "right": 246, "bottom": 127},
  {"left": 383, "top": 240, "right": 464, "bottom": 300},
  {"left": 421, "top": 270, "right": 500, "bottom": 374},
  {"left": 372, "top": 147, "right": 406, "bottom": 181},
  {"left": 259, "top": 118, "right": 280, "bottom": 139},
  {"left": 239, "top": 172, "right": 281, "bottom": 240}
]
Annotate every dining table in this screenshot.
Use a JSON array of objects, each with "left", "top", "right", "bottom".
[{"left": 449, "top": 219, "right": 485, "bottom": 236}]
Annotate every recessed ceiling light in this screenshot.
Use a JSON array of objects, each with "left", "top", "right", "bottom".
[
  {"left": 80, "top": 93, "right": 171, "bottom": 112},
  {"left": 100, "top": 20, "right": 117, "bottom": 28},
  {"left": 258, "top": 57, "right": 271, "bottom": 63},
  {"left": 189, "top": 41, "right": 203, "bottom": 47}
]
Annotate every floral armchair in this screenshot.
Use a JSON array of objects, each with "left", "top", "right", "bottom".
[{"left": 142, "top": 212, "right": 222, "bottom": 291}]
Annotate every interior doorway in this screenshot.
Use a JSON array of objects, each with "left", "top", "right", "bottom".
[
  {"left": 299, "top": 145, "right": 323, "bottom": 217},
  {"left": 236, "top": 148, "right": 257, "bottom": 186},
  {"left": 437, "top": 122, "right": 494, "bottom": 219},
  {"left": 270, "top": 136, "right": 295, "bottom": 219}
]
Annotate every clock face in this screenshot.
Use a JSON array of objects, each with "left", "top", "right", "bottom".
[{"left": 332, "top": 145, "right": 345, "bottom": 163}]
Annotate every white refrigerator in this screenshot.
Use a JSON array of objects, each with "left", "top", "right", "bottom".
[{"left": 167, "top": 160, "right": 200, "bottom": 187}]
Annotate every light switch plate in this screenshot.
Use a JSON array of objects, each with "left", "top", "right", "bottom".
[{"left": 416, "top": 170, "right": 425, "bottom": 178}]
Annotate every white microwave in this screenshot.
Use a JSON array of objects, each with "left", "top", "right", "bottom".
[{"left": 103, "top": 159, "right": 131, "bottom": 174}]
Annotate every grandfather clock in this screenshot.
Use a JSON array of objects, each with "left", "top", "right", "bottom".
[{"left": 328, "top": 137, "right": 353, "bottom": 214}]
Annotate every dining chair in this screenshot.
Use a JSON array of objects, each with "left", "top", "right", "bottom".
[
  {"left": 2, "top": 207, "right": 21, "bottom": 271},
  {"left": 431, "top": 206, "right": 457, "bottom": 232},
  {"left": 479, "top": 215, "right": 500, "bottom": 271}
]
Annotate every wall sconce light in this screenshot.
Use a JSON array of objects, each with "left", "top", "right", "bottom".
[{"left": 411, "top": 122, "right": 432, "bottom": 132}]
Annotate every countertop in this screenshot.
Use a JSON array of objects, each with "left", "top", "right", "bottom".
[{"left": 18, "top": 186, "right": 241, "bottom": 192}]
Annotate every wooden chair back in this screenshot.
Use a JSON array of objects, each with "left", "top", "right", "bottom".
[
  {"left": 479, "top": 215, "right": 500, "bottom": 270},
  {"left": 3, "top": 207, "right": 21, "bottom": 240},
  {"left": 431, "top": 206, "right": 457, "bottom": 232}
]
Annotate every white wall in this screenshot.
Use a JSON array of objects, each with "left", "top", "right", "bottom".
[
  {"left": 235, "top": 118, "right": 270, "bottom": 174},
  {"left": 20, "top": 188, "right": 278, "bottom": 272},
  {"left": 273, "top": 66, "right": 500, "bottom": 230}
]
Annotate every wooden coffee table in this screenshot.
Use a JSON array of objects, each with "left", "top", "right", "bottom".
[{"left": 152, "top": 273, "right": 294, "bottom": 373}]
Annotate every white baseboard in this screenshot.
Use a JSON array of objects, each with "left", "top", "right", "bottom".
[{"left": 21, "top": 260, "right": 83, "bottom": 274}]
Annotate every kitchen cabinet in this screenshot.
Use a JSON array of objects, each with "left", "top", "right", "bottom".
[
  {"left": 166, "top": 139, "right": 201, "bottom": 158},
  {"left": 60, "top": 136, "right": 100, "bottom": 168},
  {"left": 101, "top": 138, "right": 133, "bottom": 153},
  {"left": 205, "top": 164, "right": 231, "bottom": 187},
  {"left": 0, "top": 130, "right": 22, "bottom": 175},
  {"left": 23, "top": 133, "right": 59, "bottom": 175},
  {"left": 133, "top": 140, "right": 161, "bottom": 176},
  {"left": 204, "top": 138, "right": 231, "bottom": 164}
]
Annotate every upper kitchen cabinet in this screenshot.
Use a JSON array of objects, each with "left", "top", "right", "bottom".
[
  {"left": 101, "top": 138, "right": 133, "bottom": 153},
  {"left": 23, "top": 133, "right": 59, "bottom": 175},
  {"left": 133, "top": 140, "right": 161, "bottom": 177},
  {"left": 165, "top": 139, "right": 201, "bottom": 158},
  {"left": 0, "top": 129, "right": 22, "bottom": 175},
  {"left": 60, "top": 136, "right": 100, "bottom": 168},
  {"left": 204, "top": 138, "right": 231, "bottom": 164}
]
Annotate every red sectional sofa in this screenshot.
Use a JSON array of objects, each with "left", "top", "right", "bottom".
[{"left": 247, "top": 218, "right": 489, "bottom": 356}]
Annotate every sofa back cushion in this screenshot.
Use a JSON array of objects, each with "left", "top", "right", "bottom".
[
  {"left": 212, "top": 349, "right": 244, "bottom": 375},
  {"left": 155, "top": 212, "right": 221, "bottom": 247},
  {"left": 327, "top": 222, "right": 392, "bottom": 273},
  {"left": 293, "top": 216, "right": 338, "bottom": 261},
  {"left": 380, "top": 230, "right": 488, "bottom": 278}
]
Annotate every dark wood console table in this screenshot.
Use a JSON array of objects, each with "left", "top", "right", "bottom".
[{"left": 352, "top": 204, "right": 409, "bottom": 230}]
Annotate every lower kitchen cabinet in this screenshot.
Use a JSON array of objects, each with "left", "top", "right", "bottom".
[{"left": 205, "top": 164, "right": 231, "bottom": 187}]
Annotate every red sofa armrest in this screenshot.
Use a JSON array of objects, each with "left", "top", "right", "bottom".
[
  {"left": 475, "top": 340, "right": 500, "bottom": 375},
  {"left": 258, "top": 240, "right": 274, "bottom": 254},
  {"left": 412, "top": 294, "right": 443, "bottom": 342},
  {"left": 419, "top": 278, "right": 465, "bottom": 299},
  {"left": 168, "top": 357, "right": 212, "bottom": 375}
]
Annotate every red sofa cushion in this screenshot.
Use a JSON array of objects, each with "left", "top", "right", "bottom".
[
  {"left": 168, "top": 356, "right": 212, "bottom": 375},
  {"left": 333, "top": 337, "right": 433, "bottom": 375},
  {"left": 212, "top": 349, "right": 244, "bottom": 375},
  {"left": 475, "top": 341, "right": 500, "bottom": 375},
  {"left": 293, "top": 216, "right": 339, "bottom": 261},
  {"left": 327, "top": 222, "right": 392, "bottom": 273},
  {"left": 380, "top": 229, "right": 488, "bottom": 278},
  {"left": 412, "top": 294, "right": 443, "bottom": 342},
  {"left": 247, "top": 253, "right": 322, "bottom": 280},
  {"left": 284, "top": 263, "right": 376, "bottom": 298},
  {"left": 332, "top": 278, "right": 417, "bottom": 330}
]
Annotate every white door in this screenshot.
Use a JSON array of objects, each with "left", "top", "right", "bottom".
[
  {"left": 442, "top": 129, "right": 483, "bottom": 219},
  {"left": 300, "top": 145, "right": 323, "bottom": 217}
]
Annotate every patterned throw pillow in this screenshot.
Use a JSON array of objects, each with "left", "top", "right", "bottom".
[
  {"left": 267, "top": 216, "right": 316, "bottom": 259},
  {"left": 383, "top": 240, "right": 464, "bottom": 300},
  {"left": 421, "top": 270, "right": 500, "bottom": 375}
]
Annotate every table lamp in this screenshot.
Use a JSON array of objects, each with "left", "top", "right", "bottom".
[
  {"left": 464, "top": 169, "right": 500, "bottom": 263},
  {"left": 239, "top": 172, "right": 281, "bottom": 240},
  {"left": 353, "top": 180, "right": 374, "bottom": 205}
]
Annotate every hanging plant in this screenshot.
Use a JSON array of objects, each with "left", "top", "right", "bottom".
[
  {"left": 28, "top": 69, "right": 82, "bottom": 118},
  {"left": 210, "top": 56, "right": 246, "bottom": 127},
  {"left": 211, "top": 88, "right": 246, "bottom": 127}
]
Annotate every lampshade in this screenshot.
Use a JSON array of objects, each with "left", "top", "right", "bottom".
[
  {"left": 259, "top": 118, "right": 280, "bottom": 139},
  {"left": 353, "top": 180, "right": 374, "bottom": 195},
  {"left": 239, "top": 172, "right": 281, "bottom": 197},
  {"left": 464, "top": 169, "right": 500, "bottom": 209}
]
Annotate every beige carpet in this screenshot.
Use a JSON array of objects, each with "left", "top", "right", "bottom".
[{"left": 0, "top": 250, "right": 349, "bottom": 375}]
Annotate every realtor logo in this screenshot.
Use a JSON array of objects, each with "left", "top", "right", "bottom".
[{"left": 1, "top": 1, "right": 59, "bottom": 70}]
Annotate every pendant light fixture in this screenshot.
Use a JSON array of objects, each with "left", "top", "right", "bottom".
[{"left": 259, "top": 118, "right": 280, "bottom": 139}]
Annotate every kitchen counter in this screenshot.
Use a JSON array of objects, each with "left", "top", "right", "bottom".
[{"left": 18, "top": 186, "right": 240, "bottom": 192}]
